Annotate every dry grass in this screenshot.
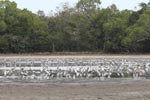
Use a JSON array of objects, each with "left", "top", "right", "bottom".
[{"left": 0, "top": 53, "right": 150, "bottom": 59}]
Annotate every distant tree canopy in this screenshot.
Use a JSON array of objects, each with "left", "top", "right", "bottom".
[{"left": 0, "top": 0, "right": 150, "bottom": 53}]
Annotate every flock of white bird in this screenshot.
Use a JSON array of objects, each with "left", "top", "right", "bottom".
[{"left": 0, "top": 58, "right": 150, "bottom": 80}]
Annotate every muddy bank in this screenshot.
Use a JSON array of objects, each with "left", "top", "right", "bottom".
[{"left": 0, "top": 79, "right": 150, "bottom": 100}]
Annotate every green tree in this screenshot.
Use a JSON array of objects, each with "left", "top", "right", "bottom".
[
  {"left": 0, "top": 36, "right": 9, "bottom": 53},
  {"left": 123, "top": 8, "right": 150, "bottom": 52},
  {"left": 0, "top": 0, "right": 49, "bottom": 53},
  {"left": 103, "top": 8, "right": 132, "bottom": 52}
]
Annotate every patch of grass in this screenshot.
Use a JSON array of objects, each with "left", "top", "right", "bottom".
[
  {"left": 110, "top": 72, "right": 122, "bottom": 78},
  {"left": 123, "top": 72, "right": 133, "bottom": 78},
  {"left": 0, "top": 70, "right": 4, "bottom": 76}
]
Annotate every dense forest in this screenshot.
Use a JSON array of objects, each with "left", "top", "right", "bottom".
[{"left": 0, "top": 0, "right": 150, "bottom": 53}]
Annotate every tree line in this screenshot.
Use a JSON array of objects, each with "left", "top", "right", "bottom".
[{"left": 0, "top": 0, "right": 150, "bottom": 53}]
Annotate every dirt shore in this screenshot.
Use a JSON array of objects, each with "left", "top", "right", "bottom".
[
  {"left": 0, "top": 54, "right": 150, "bottom": 58},
  {"left": 0, "top": 79, "right": 150, "bottom": 100}
]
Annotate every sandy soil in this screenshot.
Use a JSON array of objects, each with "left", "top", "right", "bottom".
[
  {"left": 0, "top": 79, "right": 150, "bottom": 100},
  {"left": 0, "top": 54, "right": 150, "bottom": 59}
]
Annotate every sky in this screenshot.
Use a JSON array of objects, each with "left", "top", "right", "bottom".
[{"left": 10, "top": 0, "right": 150, "bottom": 15}]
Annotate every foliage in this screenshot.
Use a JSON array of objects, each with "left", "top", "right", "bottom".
[{"left": 0, "top": 0, "right": 150, "bottom": 53}]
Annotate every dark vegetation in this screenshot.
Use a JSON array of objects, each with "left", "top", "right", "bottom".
[{"left": 0, "top": 0, "right": 150, "bottom": 53}]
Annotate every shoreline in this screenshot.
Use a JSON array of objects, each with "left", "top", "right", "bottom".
[{"left": 0, "top": 54, "right": 150, "bottom": 58}]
